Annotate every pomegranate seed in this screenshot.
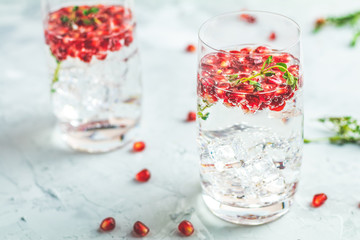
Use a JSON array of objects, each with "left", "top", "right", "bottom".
[
  {"left": 133, "top": 141, "right": 145, "bottom": 152},
  {"left": 78, "top": 52, "right": 92, "bottom": 63},
  {"left": 178, "top": 220, "right": 194, "bottom": 236},
  {"left": 124, "top": 35, "right": 133, "bottom": 46},
  {"left": 269, "top": 32, "right": 276, "bottom": 41},
  {"left": 239, "top": 13, "right": 256, "bottom": 23},
  {"left": 135, "top": 169, "right": 151, "bottom": 182},
  {"left": 187, "top": 112, "right": 196, "bottom": 122},
  {"left": 239, "top": 47, "right": 252, "bottom": 55},
  {"left": 312, "top": 193, "right": 328, "bottom": 208},
  {"left": 100, "top": 217, "right": 116, "bottom": 231},
  {"left": 133, "top": 221, "right": 149, "bottom": 237},
  {"left": 254, "top": 46, "right": 270, "bottom": 54},
  {"left": 270, "top": 101, "right": 286, "bottom": 111},
  {"left": 315, "top": 18, "right": 326, "bottom": 28},
  {"left": 186, "top": 44, "right": 196, "bottom": 53},
  {"left": 95, "top": 52, "right": 107, "bottom": 60}
]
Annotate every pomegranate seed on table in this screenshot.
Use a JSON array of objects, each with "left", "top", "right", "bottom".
[
  {"left": 135, "top": 169, "right": 151, "bottom": 182},
  {"left": 187, "top": 111, "right": 196, "bottom": 122},
  {"left": 312, "top": 193, "right": 328, "bottom": 208},
  {"left": 100, "top": 217, "right": 116, "bottom": 231},
  {"left": 133, "top": 141, "right": 145, "bottom": 152},
  {"left": 133, "top": 221, "right": 150, "bottom": 237},
  {"left": 269, "top": 32, "right": 276, "bottom": 41},
  {"left": 186, "top": 44, "right": 196, "bottom": 53},
  {"left": 178, "top": 220, "right": 194, "bottom": 236}
]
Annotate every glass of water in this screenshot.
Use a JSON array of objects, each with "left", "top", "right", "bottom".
[
  {"left": 197, "top": 11, "right": 303, "bottom": 225},
  {"left": 42, "top": 0, "right": 141, "bottom": 152}
]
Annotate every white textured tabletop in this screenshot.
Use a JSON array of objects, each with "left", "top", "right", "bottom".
[{"left": 0, "top": 0, "right": 360, "bottom": 239}]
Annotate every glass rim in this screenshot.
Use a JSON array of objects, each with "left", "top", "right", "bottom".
[{"left": 198, "top": 10, "right": 301, "bottom": 55}]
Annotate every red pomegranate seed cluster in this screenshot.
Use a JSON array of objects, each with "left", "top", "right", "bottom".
[
  {"left": 100, "top": 217, "right": 116, "bottom": 231},
  {"left": 198, "top": 46, "right": 300, "bottom": 112},
  {"left": 44, "top": 5, "right": 134, "bottom": 63},
  {"left": 178, "top": 220, "right": 194, "bottom": 236},
  {"left": 312, "top": 193, "right": 328, "bottom": 208}
]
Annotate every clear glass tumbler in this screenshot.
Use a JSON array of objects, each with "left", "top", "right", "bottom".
[
  {"left": 42, "top": 0, "right": 141, "bottom": 152},
  {"left": 197, "top": 11, "right": 303, "bottom": 225}
]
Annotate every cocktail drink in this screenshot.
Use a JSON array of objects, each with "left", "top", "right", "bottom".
[
  {"left": 42, "top": 0, "right": 141, "bottom": 152},
  {"left": 197, "top": 11, "right": 303, "bottom": 225}
]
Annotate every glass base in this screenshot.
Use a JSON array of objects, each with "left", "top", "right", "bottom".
[
  {"left": 60, "top": 119, "right": 138, "bottom": 153},
  {"left": 202, "top": 194, "right": 293, "bottom": 225}
]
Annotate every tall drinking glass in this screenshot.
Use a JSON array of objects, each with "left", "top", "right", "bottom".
[
  {"left": 197, "top": 11, "right": 303, "bottom": 225},
  {"left": 42, "top": 0, "right": 141, "bottom": 152}
]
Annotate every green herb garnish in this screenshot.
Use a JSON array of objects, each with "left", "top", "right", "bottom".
[
  {"left": 197, "top": 99, "right": 213, "bottom": 120},
  {"left": 82, "top": 19, "right": 92, "bottom": 25},
  {"left": 304, "top": 116, "right": 360, "bottom": 145},
  {"left": 72, "top": 6, "right": 79, "bottom": 11},
  {"left": 60, "top": 16, "right": 69, "bottom": 23},
  {"left": 314, "top": 11, "right": 360, "bottom": 47},
  {"left": 51, "top": 58, "right": 61, "bottom": 93},
  {"left": 83, "top": 7, "right": 99, "bottom": 16},
  {"left": 229, "top": 56, "right": 298, "bottom": 90}
]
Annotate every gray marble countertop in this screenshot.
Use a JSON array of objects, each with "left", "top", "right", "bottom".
[{"left": 0, "top": 0, "right": 360, "bottom": 239}]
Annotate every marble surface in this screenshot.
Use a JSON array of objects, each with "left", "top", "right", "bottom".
[{"left": 1, "top": 0, "right": 360, "bottom": 239}]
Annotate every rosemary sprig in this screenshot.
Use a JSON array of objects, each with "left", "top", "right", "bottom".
[
  {"left": 227, "top": 56, "right": 298, "bottom": 90},
  {"left": 197, "top": 99, "right": 213, "bottom": 120},
  {"left": 51, "top": 59, "right": 61, "bottom": 93},
  {"left": 314, "top": 10, "right": 360, "bottom": 46},
  {"left": 304, "top": 116, "right": 360, "bottom": 145}
]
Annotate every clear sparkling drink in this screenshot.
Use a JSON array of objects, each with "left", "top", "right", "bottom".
[
  {"left": 197, "top": 11, "right": 303, "bottom": 225},
  {"left": 42, "top": 3, "right": 141, "bottom": 152}
]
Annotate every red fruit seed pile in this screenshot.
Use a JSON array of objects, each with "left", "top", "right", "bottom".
[
  {"left": 178, "top": 220, "right": 194, "bottom": 236},
  {"left": 133, "top": 141, "right": 145, "bottom": 152},
  {"left": 45, "top": 5, "right": 134, "bottom": 63},
  {"left": 198, "top": 46, "right": 300, "bottom": 112},
  {"left": 135, "top": 169, "right": 151, "bottom": 182},
  {"left": 187, "top": 111, "right": 196, "bottom": 121},
  {"left": 133, "top": 221, "right": 150, "bottom": 237},
  {"left": 312, "top": 193, "right": 328, "bottom": 208},
  {"left": 100, "top": 217, "right": 116, "bottom": 231}
]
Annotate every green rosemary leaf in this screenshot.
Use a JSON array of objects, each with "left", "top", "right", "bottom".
[
  {"left": 249, "top": 80, "right": 264, "bottom": 91},
  {"left": 82, "top": 19, "right": 92, "bottom": 25},
  {"left": 73, "top": 6, "right": 79, "bottom": 11},
  {"left": 350, "top": 31, "right": 360, "bottom": 47},
  {"left": 276, "top": 63, "right": 287, "bottom": 72},
  {"left": 264, "top": 71, "right": 275, "bottom": 77},
  {"left": 227, "top": 74, "right": 238, "bottom": 82},
  {"left": 60, "top": 16, "right": 69, "bottom": 23},
  {"left": 261, "top": 55, "right": 273, "bottom": 71},
  {"left": 89, "top": 7, "right": 99, "bottom": 14}
]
